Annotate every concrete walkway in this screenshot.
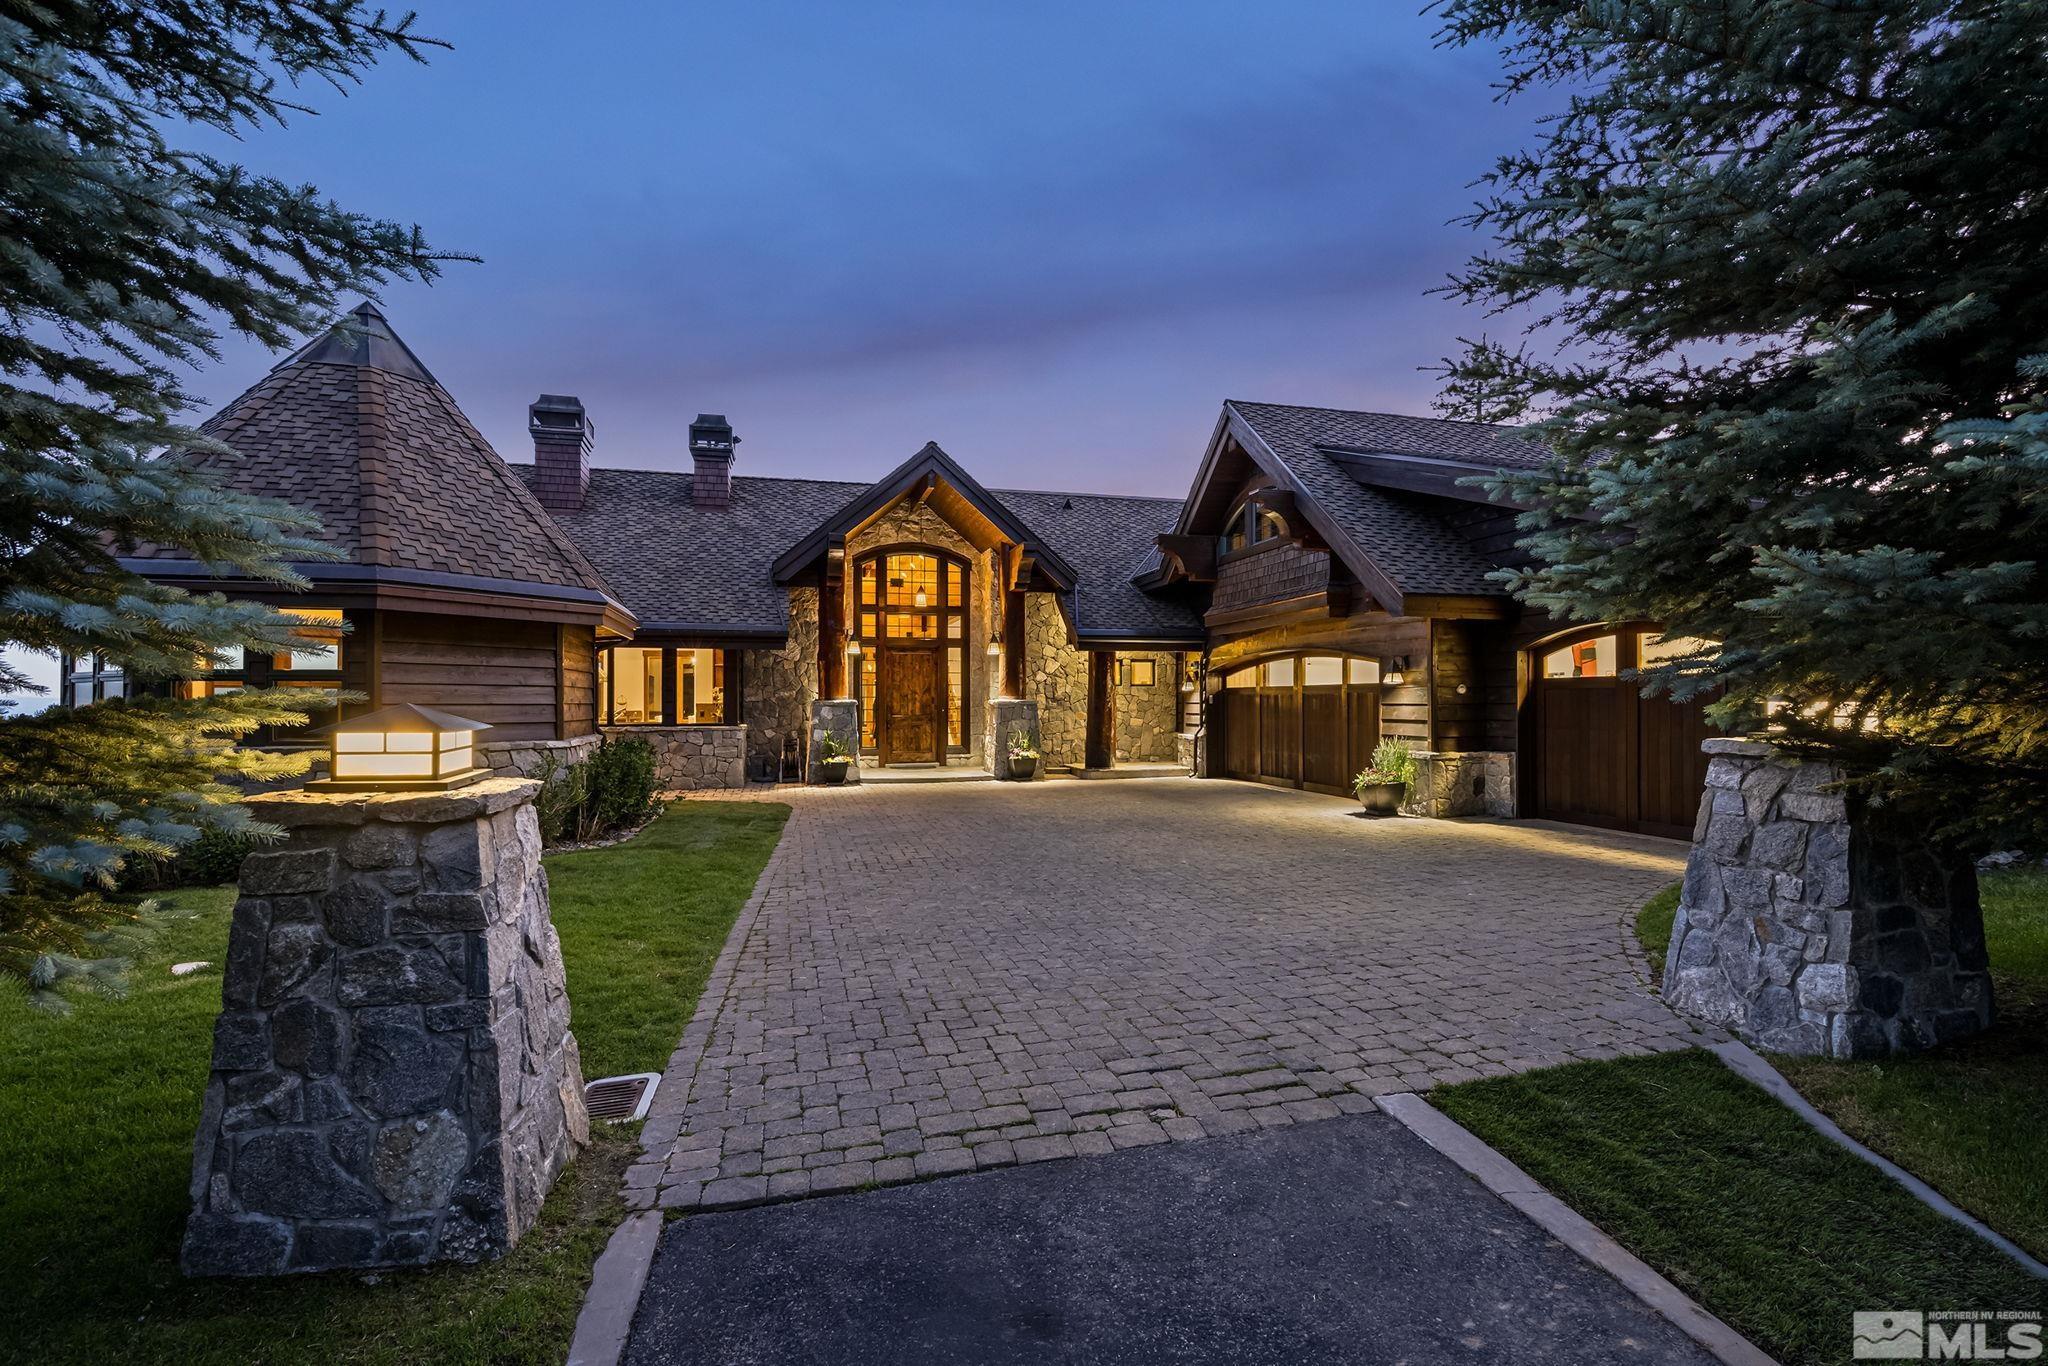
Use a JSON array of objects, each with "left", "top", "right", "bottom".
[
  {"left": 626, "top": 1108, "right": 1720, "bottom": 1365},
  {"left": 630, "top": 779, "right": 1698, "bottom": 1213}
]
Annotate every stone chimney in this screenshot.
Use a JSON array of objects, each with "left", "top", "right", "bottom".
[
  {"left": 689, "top": 413, "right": 738, "bottom": 508},
  {"left": 529, "top": 395, "right": 592, "bottom": 512}
]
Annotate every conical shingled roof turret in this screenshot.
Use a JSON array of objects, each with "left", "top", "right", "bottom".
[{"left": 127, "top": 303, "right": 622, "bottom": 613}]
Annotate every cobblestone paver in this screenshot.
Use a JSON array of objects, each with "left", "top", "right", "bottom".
[{"left": 627, "top": 779, "right": 1698, "bottom": 1211}]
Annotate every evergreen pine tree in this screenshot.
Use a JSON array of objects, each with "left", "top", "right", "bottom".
[
  {"left": 0, "top": 1, "right": 459, "bottom": 1006},
  {"left": 1432, "top": 0, "right": 2048, "bottom": 845}
]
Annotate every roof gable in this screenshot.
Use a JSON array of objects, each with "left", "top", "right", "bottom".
[
  {"left": 1160, "top": 401, "right": 1536, "bottom": 612},
  {"left": 770, "top": 441, "right": 1078, "bottom": 590}
]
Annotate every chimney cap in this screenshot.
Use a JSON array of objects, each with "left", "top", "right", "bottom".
[
  {"left": 529, "top": 394, "right": 590, "bottom": 433},
  {"left": 689, "top": 413, "right": 738, "bottom": 455}
]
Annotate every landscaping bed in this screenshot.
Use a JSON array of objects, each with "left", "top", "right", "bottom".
[{"left": 0, "top": 800, "right": 787, "bottom": 1366}]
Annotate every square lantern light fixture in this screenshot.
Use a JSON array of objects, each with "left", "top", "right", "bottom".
[
  {"left": 307, "top": 703, "right": 492, "bottom": 792},
  {"left": 1385, "top": 656, "right": 1412, "bottom": 687}
]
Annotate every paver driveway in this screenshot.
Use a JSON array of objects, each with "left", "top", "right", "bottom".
[{"left": 626, "top": 778, "right": 1699, "bottom": 1212}]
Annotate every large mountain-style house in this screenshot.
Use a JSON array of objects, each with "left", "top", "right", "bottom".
[{"left": 75, "top": 304, "right": 1717, "bottom": 838}]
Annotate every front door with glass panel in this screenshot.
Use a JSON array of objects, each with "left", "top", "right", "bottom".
[{"left": 853, "top": 549, "right": 967, "bottom": 764}]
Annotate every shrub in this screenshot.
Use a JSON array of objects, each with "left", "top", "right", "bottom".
[
  {"left": 532, "top": 751, "right": 589, "bottom": 847},
  {"left": 577, "top": 737, "right": 657, "bottom": 841},
  {"left": 1353, "top": 738, "right": 1417, "bottom": 794},
  {"left": 119, "top": 824, "right": 258, "bottom": 891}
]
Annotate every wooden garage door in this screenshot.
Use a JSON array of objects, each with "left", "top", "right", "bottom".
[
  {"left": 1530, "top": 630, "right": 1717, "bottom": 840},
  {"left": 1219, "top": 654, "right": 1381, "bottom": 797}
]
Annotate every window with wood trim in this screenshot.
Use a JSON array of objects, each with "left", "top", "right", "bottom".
[
  {"left": 169, "top": 607, "right": 346, "bottom": 744},
  {"left": 852, "top": 548, "right": 969, "bottom": 753},
  {"left": 601, "top": 645, "right": 736, "bottom": 725}
]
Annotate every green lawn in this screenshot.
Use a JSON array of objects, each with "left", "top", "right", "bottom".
[
  {"left": 1772, "top": 866, "right": 2048, "bottom": 1259},
  {"left": 1433, "top": 1050, "right": 2043, "bottom": 1366},
  {"left": 0, "top": 800, "right": 787, "bottom": 1366},
  {"left": 1635, "top": 880, "right": 1680, "bottom": 980},
  {"left": 547, "top": 800, "right": 789, "bottom": 1080}
]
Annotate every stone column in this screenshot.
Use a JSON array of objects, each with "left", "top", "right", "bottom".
[
  {"left": 1403, "top": 751, "right": 1515, "bottom": 818},
  {"left": 991, "top": 698, "right": 1040, "bottom": 780},
  {"left": 182, "top": 778, "right": 588, "bottom": 1276},
  {"left": 808, "top": 698, "right": 860, "bottom": 784},
  {"left": 1664, "top": 739, "right": 1992, "bottom": 1058}
]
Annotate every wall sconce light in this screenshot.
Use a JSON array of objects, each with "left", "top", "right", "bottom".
[
  {"left": 308, "top": 703, "right": 490, "bottom": 792},
  {"left": 986, "top": 634, "right": 1001, "bottom": 657},
  {"left": 1385, "top": 656, "right": 1411, "bottom": 687},
  {"left": 846, "top": 638, "right": 863, "bottom": 656}
]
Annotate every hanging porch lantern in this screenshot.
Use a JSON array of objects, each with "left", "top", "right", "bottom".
[{"left": 307, "top": 703, "right": 492, "bottom": 792}]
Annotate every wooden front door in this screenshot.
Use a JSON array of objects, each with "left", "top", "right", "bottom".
[{"left": 880, "top": 649, "right": 941, "bottom": 765}]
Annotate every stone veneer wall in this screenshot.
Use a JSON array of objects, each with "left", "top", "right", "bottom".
[
  {"left": 603, "top": 726, "right": 747, "bottom": 790},
  {"left": 1404, "top": 751, "right": 1514, "bottom": 818},
  {"left": 1113, "top": 652, "right": 1180, "bottom": 763},
  {"left": 478, "top": 733, "right": 601, "bottom": 779},
  {"left": 182, "top": 778, "right": 586, "bottom": 1275},
  {"left": 1664, "top": 738, "right": 1993, "bottom": 1057},
  {"left": 742, "top": 585, "right": 819, "bottom": 782},
  {"left": 1025, "top": 593, "right": 1088, "bottom": 768}
]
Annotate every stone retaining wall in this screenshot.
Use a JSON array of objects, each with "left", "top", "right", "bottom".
[
  {"left": 478, "top": 733, "right": 601, "bottom": 779},
  {"left": 1664, "top": 738, "right": 1992, "bottom": 1057},
  {"left": 182, "top": 778, "right": 586, "bottom": 1275},
  {"left": 602, "top": 725, "right": 747, "bottom": 791}
]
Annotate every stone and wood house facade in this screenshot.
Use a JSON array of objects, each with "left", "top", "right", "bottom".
[{"left": 94, "top": 305, "right": 1720, "bottom": 836}]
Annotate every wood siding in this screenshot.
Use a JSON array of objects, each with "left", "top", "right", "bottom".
[
  {"left": 559, "top": 625, "right": 598, "bottom": 738},
  {"left": 374, "top": 610, "right": 568, "bottom": 742}
]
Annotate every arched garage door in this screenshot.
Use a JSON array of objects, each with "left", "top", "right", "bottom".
[
  {"left": 1218, "top": 654, "right": 1381, "bottom": 797},
  {"left": 1529, "top": 629, "right": 1718, "bottom": 840}
]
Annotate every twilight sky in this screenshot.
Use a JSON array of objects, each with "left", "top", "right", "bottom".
[
  {"left": 193, "top": 0, "right": 1541, "bottom": 496},
  {"left": 15, "top": 0, "right": 1546, "bottom": 705}
]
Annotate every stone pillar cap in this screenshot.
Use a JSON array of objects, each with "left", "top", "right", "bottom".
[{"left": 246, "top": 776, "right": 540, "bottom": 827}]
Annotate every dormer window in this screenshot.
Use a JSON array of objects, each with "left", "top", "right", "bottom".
[{"left": 1218, "top": 500, "right": 1289, "bottom": 556}]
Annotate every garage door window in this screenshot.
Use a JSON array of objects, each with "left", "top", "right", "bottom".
[
  {"left": 1262, "top": 657, "right": 1295, "bottom": 687},
  {"left": 1541, "top": 635, "right": 1617, "bottom": 678},
  {"left": 1301, "top": 656, "right": 1344, "bottom": 688},
  {"left": 1639, "top": 633, "right": 1715, "bottom": 665}
]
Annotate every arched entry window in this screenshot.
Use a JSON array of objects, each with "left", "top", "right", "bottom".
[{"left": 853, "top": 548, "right": 968, "bottom": 760}]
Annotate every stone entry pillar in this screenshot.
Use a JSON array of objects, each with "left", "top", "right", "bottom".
[
  {"left": 808, "top": 698, "right": 860, "bottom": 784},
  {"left": 182, "top": 778, "right": 588, "bottom": 1276},
  {"left": 1664, "top": 739, "right": 1992, "bottom": 1058},
  {"left": 991, "top": 698, "right": 1040, "bottom": 779}
]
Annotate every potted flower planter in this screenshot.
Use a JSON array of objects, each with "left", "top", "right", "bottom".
[
  {"left": 816, "top": 760, "right": 850, "bottom": 786},
  {"left": 1354, "top": 780, "right": 1405, "bottom": 816},
  {"left": 1007, "top": 753, "right": 1037, "bottom": 781}
]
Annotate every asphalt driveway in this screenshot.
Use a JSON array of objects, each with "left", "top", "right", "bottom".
[
  {"left": 628, "top": 779, "right": 1696, "bottom": 1213},
  {"left": 626, "top": 1107, "right": 1718, "bottom": 1366}
]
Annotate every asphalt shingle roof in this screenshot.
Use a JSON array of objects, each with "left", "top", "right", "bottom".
[
  {"left": 1227, "top": 401, "right": 1540, "bottom": 597},
  {"left": 127, "top": 304, "right": 615, "bottom": 602},
  {"left": 515, "top": 465, "right": 1203, "bottom": 640},
  {"left": 996, "top": 489, "right": 1204, "bottom": 640}
]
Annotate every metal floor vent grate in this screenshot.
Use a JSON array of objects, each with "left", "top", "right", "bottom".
[{"left": 583, "top": 1072, "right": 661, "bottom": 1123}]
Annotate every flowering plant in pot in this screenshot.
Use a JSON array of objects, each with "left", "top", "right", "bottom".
[
  {"left": 816, "top": 734, "right": 854, "bottom": 785},
  {"left": 1006, "top": 739, "right": 1040, "bottom": 781},
  {"left": 1352, "top": 738, "right": 1415, "bottom": 816}
]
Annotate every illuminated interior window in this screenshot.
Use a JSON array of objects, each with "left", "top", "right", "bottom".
[
  {"left": 1541, "top": 635, "right": 1618, "bottom": 679},
  {"left": 268, "top": 608, "right": 344, "bottom": 670},
  {"left": 858, "top": 652, "right": 878, "bottom": 748},
  {"left": 859, "top": 559, "right": 877, "bottom": 605},
  {"left": 946, "top": 647, "right": 963, "bottom": 746},
  {"left": 678, "top": 648, "right": 725, "bottom": 724},
  {"left": 1254, "top": 508, "right": 1287, "bottom": 543},
  {"left": 610, "top": 646, "right": 667, "bottom": 723}
]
